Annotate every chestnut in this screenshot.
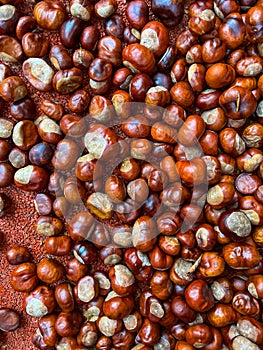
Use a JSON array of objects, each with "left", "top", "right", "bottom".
[
  {"left": 23, "top": 58, "right": 55, "bottom": 92},
  {"left": 38, "top": 314, "right": 58, "bottom": 347},
  {"left": 14, "top": 166, "right": 49, "bottom": 192},
  {"left": 39, "top": 99, "right": 64, "bottom": 121},
  {"left": 44, "top": 236, "right": 72, "bottom": 256},
  {"left": 152, "top": 0, "right": 184, "bottom": 27},
  {"left": 0, "top": 76, "right": 27, "bottom": 102},
  {"left": 55, "top": 283, "right": 74, "bottom": 313},
  {"left": 0, "top": 35, "right": 23, "bottom": 62},
  {"left": 6, "top": 245, "right": 31, "bottom": 265},
  {"left": 106, "top": 14, "right": 125, "bottom": 38},
  {"left": 94, "top": 0, "right": 116, "bottom": 18},
  {"left": 22, "top": 32, "right": 49, "bottom": 58},
  {"left": 80, "top": 25, "right": 100, "bottom": 51},
  {"left": 70, "top": 0, "right": 93, "bottom": 21},
  {"left": 185, "top": 324, "right": 213, "bottom": 348},
  {"left": 140, "top": 21, "right": 169, "bottom": 57},
  {"left": 98, "top": 316, "right": 122, "bottom": 337},
  {"left": 29, "top": 142, "right": 54, "bottom": 167},
  {"left": 66, "top": 258, "right": 88, "bottom": 283},
  {"left": 11, "top": 262, "right": 38, "bottom": 292},
  {"left": 53, "top": 68, "right": 83, "bottom": 94},
  {"left": 126, "top": 0, "right": 148, "bottom": 30},
  {"left": 171, "top": 82, "right": 195, "bottom": 108},
  {"left": 0, "top": 140, "right": 11, "bottom": 161},
  {"left": 55, "top": 310, "right": 83, "bottom": 337},
  {"left": 74, "top": 275, "right": 99, "bottom": 303},
  {"left": 0, "top": 163, "right": 14, "bottom": 187},
  {"left": 16, "top": 15, "right": 37, "bottom": 41},
  {"left": 0, "top": 308, "right": 20, "bottom": 332},
  {"left": 109, "top": 264, "right": 136, "bottom": 296},
  {"left": 10, "top": 97, "right": 36, "bottom": 121},
  {"left": 207, "top": 304, "right": 237, "bottom": 328},
  {"left": 49, "top": 44, "right": 73, "bottom": 70},
  {"left": 52, "top": 139, "right": 80, "bottom": 171},
  {"left": 68, "top": 212, "right": 95, "bottom": 241},
  {"left": 33, "top": 0, "right": 66, "bottom": 30},
  {"left": 223, "top": 242, "right": 261, "bottom": 269},
  {"left": 122, "top": 43, "right": 156, "bottom": 74},
  {"left": 98, "top": 35, "right": 122, "bottom": 66},
  {"left": 37, "top": 258, "right": 64, "bottom": 284}
]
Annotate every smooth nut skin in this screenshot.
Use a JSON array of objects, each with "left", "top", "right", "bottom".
[
  {"left": 98, "top": 35, "right": 122, "bottom": 66},
  {"left": 37, "top": 258, "right": 64, "bottom": 284},
  {"left": 0, "top": 163, "right": 14, "bottom": 187},
  {"left": 6, "top": 245, "right": 31, "bottom": 265},
  {"left": 232, "top": 291, "right": 260, "bottom": 317},
  {"left": 219, "top": 86, "right": 257, "bottom": 120},
  {"left": 55, "top": 283, "right": 74, "bottom": 312},
  {"left": 10, "top": 97, "right": 36, "bottom": 121},
  {"left": 105, "top": 15, "right": 124, "bottom": 39},
  {"left": 16, "top": 15, "right": 37, "bottom": 41},
  {"left": 246, "top": 5, "right": 263, "bottom": 43},
  {"left": 185, "top": 280, "right": 215, "bottom": 312},
  {"left": 14, "top": 165, "right": 49, "bottom": 192},
  {"left": 40, "top": 99, "right": 64, "bottom": 121},
  {"left": 205, "top": 63, "right": 236, "bottom": 89},
  {"left": 22, "top": 32, "right": 49, "bottom": 58},
  {"left": 185, "top": 324, "right": 213, "bottom": 348},
  {"left": 33, "top": 0, "right": 66, "bottom": 30},
  {"left": 66, "top": 258, "right": 88, "bottom": 283},
  {"left": 0, "top": 140, "right": 11, "bottom": 161},
  {"left": 73, "top": 241, "right": 97, "bottom": 265},
  {"left": 68, "top": 212, "right": 95, "bottom": 241},
  {"left": 29, "top": 143, "right": 54, "bottom": 166},
  {"left": 0, "top": 308, "right": 20, "bottom": 332},
  {"left": 55, "top": 310, "right": 83, "bottom": 337},
  {"left": 0, "top": 35, "right": 24, "bottom": 62},
  {"left": 11, "top": 262, "right": 38, "bottom": 292},
  {"left": 122, "top": 43, "right": 156, "bottom": 74},
  {"left": 152, "top": 0, "right": 184, "bottom": 28},
  {"left": 207, "top": 304, "right": 237, "bottom": 328},
  {"left": 44, "top": 236, "right": 72, "bottom": 256},
  {"left": 177, "top": 115, "right": 206, "bottom": 146},
  {"left": 126, "top": 0, "right": 149, "bottom": 30},
  {"left": 219, "top": 13, "right": 245, "bottom": 49},
  {"left": 103, "top": 292, "right": 134, "bottom": 320},
  {"left": 171, "top": 82, "right": 195, "bottom": 108},
  {"left": 49, "top": 44, "right": 73, "bottom": 71},
  {"left": 171, "top": 295, "right": 196, "bottom": 324},
  {"left": 80, "top": 25, "right": 100, "bottom": 51},
  {"left": 0, "top": 76, "right": 27, "bottom": 102},
  {"left": 137, "top": 318, "right": 161, "bottom": 346},
  {"left": 223, "top": 242, "right": 261, "bottom": 269},
  {"left": 38, "top": 314, "right": 58, "bottom": 347},
  {"left": 52, "top": 139, "right": 79, "bottom": 171}
]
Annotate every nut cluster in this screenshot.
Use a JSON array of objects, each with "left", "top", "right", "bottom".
[{"left": 1, "top": 0, "right": 263, "bottom": 349}]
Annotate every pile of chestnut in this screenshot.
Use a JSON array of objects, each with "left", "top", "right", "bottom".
[{"left": 1, "top": 0, "right": 263, "bottom": 348}]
